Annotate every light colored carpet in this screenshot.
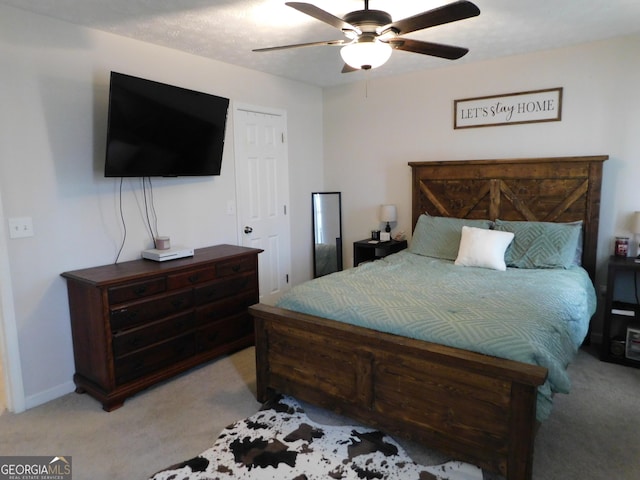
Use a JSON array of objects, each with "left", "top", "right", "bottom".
[{"left": 0, "top": 345, "right": 638, "bottom": 480}]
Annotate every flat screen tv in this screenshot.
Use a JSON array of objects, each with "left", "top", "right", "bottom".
[{"left": 104, "top": 72, "right": 230, "bottom": 177}]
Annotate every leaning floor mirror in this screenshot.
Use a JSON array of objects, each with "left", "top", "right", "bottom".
[{"left": 312, "top": 192, "right": 343, "bottom": 278}]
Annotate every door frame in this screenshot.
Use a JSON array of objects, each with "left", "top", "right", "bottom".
[{"left": 0, "top": 189, "right": 26, "bottom": 413}]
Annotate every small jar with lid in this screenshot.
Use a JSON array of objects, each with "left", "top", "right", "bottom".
[{"left": 615, "top": 237, "right": 629, "bottom": 257}]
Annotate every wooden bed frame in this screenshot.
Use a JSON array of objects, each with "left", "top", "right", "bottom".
[{"left": 249, "top": 155, "right": 607, "bottom": 480}]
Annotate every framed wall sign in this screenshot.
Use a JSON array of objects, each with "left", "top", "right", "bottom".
[{"left": 454, "top": 87, "right": 563, "bottom": 129}]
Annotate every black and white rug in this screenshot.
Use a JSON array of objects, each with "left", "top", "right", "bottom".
[{"left": 149, "top": 395, "right": 482, "bottom": 480}]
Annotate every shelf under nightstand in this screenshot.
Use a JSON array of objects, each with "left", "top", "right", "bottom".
[{"left": 601, "top": 255, "right": 640, "bottom": 368}]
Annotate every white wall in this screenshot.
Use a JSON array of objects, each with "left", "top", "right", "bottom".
[
  {"left": 0, "top": 4, "right": 324, "bottom": 409},
  {"left": 323, "top": 34, "right": 640, "bottom": 337}
]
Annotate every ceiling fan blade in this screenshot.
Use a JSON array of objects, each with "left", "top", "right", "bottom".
[
  {"left": 382, "top": 0, "right": 480, "bottom": 36},
  {"left": 253, "top": 39, "right": 347, "bottom": 52},
  {"left": 286, "top": 2, "right": 359, "bottom": 34},
  {"left": 388, "top": 38, "right": 469, "bottom": 60}
]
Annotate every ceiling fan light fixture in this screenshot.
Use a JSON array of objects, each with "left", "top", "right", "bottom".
[{"left": 340, "top": 39, "right": 392, "bottom": 70}]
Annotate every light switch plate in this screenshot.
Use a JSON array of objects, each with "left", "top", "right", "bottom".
[{"left": 8, "top": 217, "right": 34, "bottom": 238}]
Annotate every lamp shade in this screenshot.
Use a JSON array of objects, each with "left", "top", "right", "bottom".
[
  {"left": 340, "top": 39, "right": 392, "bottom": 70},
  {"left": 632, "top": 211, "right": 640, "bottom": 234},
  {"left": 380, "top": 204, "right": 397, "bottom": 223}
]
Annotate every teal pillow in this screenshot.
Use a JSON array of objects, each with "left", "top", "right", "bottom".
[
  {"left": 494, "top": 219, "right": 582, "bottom": 269},
  {"left": 409, "top": 215, "right": 492, "bottom": 260}
]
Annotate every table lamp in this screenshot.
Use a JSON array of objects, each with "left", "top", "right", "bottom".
[{"left": 380, "top": 205, "right": 397, "bottom": 237}]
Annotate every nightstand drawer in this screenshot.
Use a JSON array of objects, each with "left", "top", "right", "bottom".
[{"left": 353, "top": 239, "right": 407, "bottom": 267}]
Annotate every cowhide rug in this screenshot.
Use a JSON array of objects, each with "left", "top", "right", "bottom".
[{"left": 149, "top": 395, "right": 482, "bottom": 480}]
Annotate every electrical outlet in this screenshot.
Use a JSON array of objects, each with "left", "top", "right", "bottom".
[{"left": 8, "top": 217, "right": 34, "bottom": 238}]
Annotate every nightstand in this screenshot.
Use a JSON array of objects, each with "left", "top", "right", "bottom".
[
  {"left": 353, "top": 239, "right": 407, "bottom": 267},
  {"left": 601, "top": 255, "right": 640, "bottom": 367}
]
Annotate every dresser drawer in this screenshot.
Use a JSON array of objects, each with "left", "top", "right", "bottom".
[
  {"left": 112, "top": 312, "right": 195, "bottom": 357},
  {"left": 108, "top": 277, "right": 166, "bottom": 304},
  {"left": 195, "top": 291, "right": 258, "bottom": 326},
  {"left": 215, "top": 257, "right": 256, "bottom": 277},
  {"left": 110, "top": 290, "right": 193, "bottom": 331},
  {"left": 167, "top": 267, "right": 217, "bottom": 290},
  {"left": 196, "top": 312, "right": 253, "bottom": 353},
  {"left": 194, "top": 272, "right": 256, "bottom": 305},
  {"left": 114, "top": 334, "right": 195, "bottom": 385}
]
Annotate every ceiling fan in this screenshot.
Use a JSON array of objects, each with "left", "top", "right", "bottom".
[{"left": 253, "top": 1, "right": 480, "bottom": 72}]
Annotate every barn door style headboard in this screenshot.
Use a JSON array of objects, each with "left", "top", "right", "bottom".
[{"left": 409, "top": 156, "right": 608, "bottom": 280}]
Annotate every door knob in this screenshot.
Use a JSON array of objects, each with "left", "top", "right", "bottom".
[{"left": 244, "top": 226, "right": 253, "bottom": 234}]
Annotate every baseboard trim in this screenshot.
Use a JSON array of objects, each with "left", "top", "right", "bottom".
[{"left": 25, "top": 380, "right": 75, "bottom": 410}]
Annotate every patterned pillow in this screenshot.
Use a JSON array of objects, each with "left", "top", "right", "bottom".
[
  {"left": 494, "top": 219, "right": 582, "bottom": 269},
  {"left": 409, "top": 215, "right": 492, "bottom": 260}
]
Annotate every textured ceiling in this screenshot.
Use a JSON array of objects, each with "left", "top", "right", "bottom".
[{"left": 2, "top": 0, "right": 640, "bottom": 87}]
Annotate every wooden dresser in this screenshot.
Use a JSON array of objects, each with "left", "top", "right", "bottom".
[{"left": 61, "top": 244, "right": 262, "bottom": 411}]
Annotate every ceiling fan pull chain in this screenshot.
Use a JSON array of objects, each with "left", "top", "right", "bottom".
[{"left": 365, "top": 71, "right": 370, "bottom": 99}]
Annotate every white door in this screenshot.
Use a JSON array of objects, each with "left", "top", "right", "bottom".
[{"left": 233, "top": 105, "right": 291, "bottom": 305}]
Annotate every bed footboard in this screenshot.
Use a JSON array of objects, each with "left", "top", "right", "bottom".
[{"left": 250, "top": 303, "right": 547, "bottom": 480}]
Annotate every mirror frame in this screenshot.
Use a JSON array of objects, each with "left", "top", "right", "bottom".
[{"left": 312, "top": 192, "right": 343, "bottom": 278}]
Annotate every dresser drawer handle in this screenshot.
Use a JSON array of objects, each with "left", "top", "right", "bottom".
[
  {"left": 171, "top": 299, "right": 186, "bottom": 309},
  {"left": 133, "top": 286, "right": 147, "bottom": 296},
  {"left": 231, "top": 264, "right": 241, "bottom": 272},
  {"left": 188, "top": 274, "right": 200, "bottom": 284},
  {"left": 116, "top": 310, "right": 138, "bottom": 323}
]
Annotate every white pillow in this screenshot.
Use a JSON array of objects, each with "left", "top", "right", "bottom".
[{"left": 454, "top": 226, "right": 515, "bottom": 271}]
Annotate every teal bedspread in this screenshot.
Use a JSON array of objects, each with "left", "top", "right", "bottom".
[{"left": 276, "top": 251, "right": 597, "bottom": 421}]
